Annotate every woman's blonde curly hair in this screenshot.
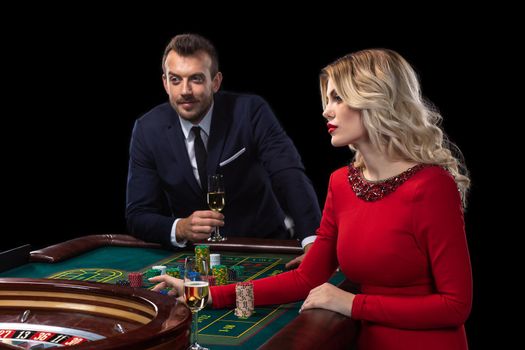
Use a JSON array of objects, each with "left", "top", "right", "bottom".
[{"left": 320, "top": 49, "right": 470, "bottom": 207}]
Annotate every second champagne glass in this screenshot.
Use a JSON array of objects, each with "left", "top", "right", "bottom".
[
  {"left": 184, "top": 256, "right": 209, "bottom": 350},
  {"left": 207, "top": 174, "right": 226, "bottom": 241}
]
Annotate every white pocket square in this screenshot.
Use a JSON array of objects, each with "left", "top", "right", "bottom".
[{"left": 219, "top": 148, "right": 246, "bottom": 167}]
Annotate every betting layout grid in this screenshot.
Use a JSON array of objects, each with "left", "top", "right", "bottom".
[
  {"left": 136, "top": 247, "right": 257, "bottom": 314},
  {"left": 2, "top": 246, "right": 308, "bottom": 345},
  {"left": 121, "top": 248, "right": 280, "bottom": 342},
  {"left": 2, "top": 248, "right": 285, "bottom": 347}
]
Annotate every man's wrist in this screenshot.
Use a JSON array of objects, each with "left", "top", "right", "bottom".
[
  {"left": 300, "top": 235, "right": 316, "bottom": 249},
  {"left": 171, "top": 218, "right": 187, "bottom": 247}
]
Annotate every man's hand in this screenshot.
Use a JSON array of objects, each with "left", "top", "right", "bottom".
[
  {"left": 285, "top": 242, "right": 313, "bottom": 270},
  {"left": 176, "top": 210, "right": 224, "bottom": 242},
  {"left": 299, "top": 282, "right": 355, "bottom": 317}
]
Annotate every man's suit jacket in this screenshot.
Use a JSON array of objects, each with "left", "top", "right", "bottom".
[{"left": 126, "top": 91, "right": 321, "bottom": 247}]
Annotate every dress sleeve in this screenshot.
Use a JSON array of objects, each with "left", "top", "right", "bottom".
[
  {"left": 351, "top": 171, "right": 472, "bottom": 329},
  {"left": 211, "top": 172, "right": 340, "bottom": 308}
]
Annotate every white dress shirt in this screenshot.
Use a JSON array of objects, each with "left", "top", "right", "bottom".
[
  {"left": 170, "top": 103, "right": 315, "bottom": 249},
  {"left": 170, "top": 105, "right": 213, "bottom": 247}
]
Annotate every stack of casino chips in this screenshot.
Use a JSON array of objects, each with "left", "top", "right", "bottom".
[
  {"left": 210, "top": 253, "right": 221, "bottom": 268},
  {"left": 115, "top": 279, "right": 130, "bottom": 287},
  {"left": 212, "top": 265, "right": 228, "bottom": 285},
  {"left": 152, "top": 265, "right": 167, "bottom": 275},
  {"left": 166, "top": 267, "right": 181, "bottom": 278},
  {"left": 175, "top": 264, "right": 185, "bottom": 278},
  {"left": 195, "top": 245, "right": 210, "bottom": 272},
  {"left": 187, "top": 271, "right": 200, "bottom": 281},
  {"left": 234, "top": 282, "right": 254, "bottom": 318},
  {"left": 128, "top": 272, "right": 143, "bottom": 287},
  {"left": 143, "top": 268, "right": 162, "bottom": 279}
]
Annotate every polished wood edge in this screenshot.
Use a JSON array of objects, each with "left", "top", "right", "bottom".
[
  {"left": 259, "top": 308, "right": 358, "bottom": 350},
  {"left": 0, "top": 291, "right": 155, "bottom": 316},
  {"left": 192, "top": 237, "right": 303, "bottom": 254},
  {"left": 0, "top": 278, "right": 167, "bottom": 307},
  {"left": 29, "top": 234, "right": 163, "bottom": 263},
  {"left": 29, "top": 235, "right": 304, "bottom": 263},
  {"left": 258, "top": 279, "right": 359, "bottom": 350},
  {"left": 0, "top": 300, "right": 152, "bottom": 324},
  {"left": 0, "top": 278, "right": 191, "bottom": 350}
]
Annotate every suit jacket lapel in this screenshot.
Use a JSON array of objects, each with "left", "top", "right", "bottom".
[
  {"left": 207, "top": 95, "right": 231, "bottom": 175},
  {"left": 166, "top": 110, "right": 203, "bottom": 197}
]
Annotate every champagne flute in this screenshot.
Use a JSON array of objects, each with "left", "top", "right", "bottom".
[
  {"left": 184, "top": 256, "right": 209, "bottom": 350},
  {"left": 207, "top": 174, "right": 226, "bottom": 241}
]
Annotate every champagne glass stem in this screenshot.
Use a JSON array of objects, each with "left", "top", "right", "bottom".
[{"left": 190, "top": 311, "right": 199, "bottom": 349}]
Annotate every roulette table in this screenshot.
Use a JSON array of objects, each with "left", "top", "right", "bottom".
[{"left": 0, "top": 234, "right": 357, "bottom": 349}]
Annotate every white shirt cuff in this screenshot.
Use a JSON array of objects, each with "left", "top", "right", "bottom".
[
  {"left": 171, "top": 218, "right": 187, "bottom": 248},
  {"left": 300, "top": 235, "right": 316, "bottom": 249}
]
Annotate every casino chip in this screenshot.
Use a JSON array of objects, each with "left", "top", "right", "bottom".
[
  {"left": 212, "top": 265, "right": 228, "bottom": 285},
  {"left": 234, "top": 282, "right": 254, "bottom": 318},
  {"left": 152, "top": 265, "right": 167, "bottom": 275},
  {"left": 115, "top": 279, "right": 130, "bottom": 287},
  {"left": 128, "top": 272, "right": 143, "bottom": 287},
  {"left": 166, "top": 267, "right": 181, "bottom": 278},
  {"left": 210, "top": 253, "right": 221, "bottom": 268}
]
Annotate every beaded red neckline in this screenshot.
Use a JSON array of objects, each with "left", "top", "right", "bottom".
[{"left": 348, "top": 163, "right": 429, "bottom": 201}]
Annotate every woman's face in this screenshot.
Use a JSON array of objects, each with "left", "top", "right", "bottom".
[{"left": 322, "top": 79, "right": 366, "bottom": 147}]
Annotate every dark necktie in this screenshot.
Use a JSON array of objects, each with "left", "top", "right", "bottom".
[{"left": 191, "top": 126, "right": 208, "bottom": 191}]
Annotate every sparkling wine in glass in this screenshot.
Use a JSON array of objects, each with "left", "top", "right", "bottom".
[
  {"left": 207, "top": 174, "right": 226, "bottom": 241},
  {"left": 184, "top": 256, "right": 209, "bottom": 350}
]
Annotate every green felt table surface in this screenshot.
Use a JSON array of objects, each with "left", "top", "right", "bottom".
[{"left": 0, "top": 245, "right": 345, "bottom": 349}]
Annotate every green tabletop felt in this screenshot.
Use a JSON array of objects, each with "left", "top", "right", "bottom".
[{"left": 0, "top": 246, "right": 345, "bottom": 349}]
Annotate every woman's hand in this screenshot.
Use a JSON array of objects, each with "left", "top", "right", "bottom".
[
  {"left": 149, "top": 275, "right": 185, "bottom": 302},
  {"left": 149, "top": 275, "right": 214, "bottom": 305},
  {"left": 300, "top": 283, "right": 355, "bottom": 317}
]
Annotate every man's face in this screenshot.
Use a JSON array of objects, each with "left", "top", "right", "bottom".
[{"left": 162, "top": 50, "right": 222, "bottom": 123}]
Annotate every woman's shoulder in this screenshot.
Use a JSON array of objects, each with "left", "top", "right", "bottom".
[
  {"left": 411, "top": 165, "right": 460, "bottom": 202},
  {"left": 325, "top": 166, "right": 352, "bottom": 189},
  {"left": 330, "top": 165, "right": 350, "bottom": 180},
  {"left": 414, "top": 165, "right": 456, "bottom": 186}
]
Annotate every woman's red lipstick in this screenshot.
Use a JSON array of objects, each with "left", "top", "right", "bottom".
[{"left": 327, "top": 123, "right": 338, "bottom": 134}]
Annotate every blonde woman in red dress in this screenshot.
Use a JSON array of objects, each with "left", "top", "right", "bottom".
[{"left": 152, "top": 48, "right": 472, "bottom": 350}]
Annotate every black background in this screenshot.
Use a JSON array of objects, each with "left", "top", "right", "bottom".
[{"left": 2, "top": 12, "right": 494, "bottom": 349}]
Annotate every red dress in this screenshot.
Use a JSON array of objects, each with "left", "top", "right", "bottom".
[{"left": 211, "top": 164, "right": 472, "bottom": 350}]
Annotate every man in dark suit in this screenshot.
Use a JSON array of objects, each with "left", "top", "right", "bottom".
[{"left": 126, "top": 34, "right": 320, "bottom": 264}]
